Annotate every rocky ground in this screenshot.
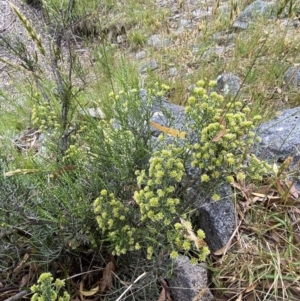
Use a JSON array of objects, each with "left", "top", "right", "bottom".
[{"left": 1, "top": 0, "right": 299, "bottom": 108}]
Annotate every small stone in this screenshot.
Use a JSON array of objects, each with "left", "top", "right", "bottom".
[
  {"left": 139, "top": 60, "right": 158, "bottom": 74},
  {"left": 203, "top": 46, "right": 226, "bottom": 58},
  {"left": 146, "top": 34, "right": 171, "bottom": 49},
  {"left": 180, "top": 19, "right": 191, "bottom": 27},
  {"left": 135, "top": 51, "right": 146, "bottom": 60},
  {"left": 168, "top": 67, "right": 178, "bottom": 77},
  {"left": 216, "top": 72, "right": 241, "bottom": 96},
  {"left": 233, "top": 0, "right": 275, "bottom": 29},
  {"left": 192, "top": 7, "right": 212, "bottom": 19},
  {"left": 284, "top": 66, "right": 300, "bottom": 90},
  {"left": 169, "top": 255, "right": 214, "bottom": 301},
  {"left": 116, "top": 35, "right": 126, "bottom": 44}
]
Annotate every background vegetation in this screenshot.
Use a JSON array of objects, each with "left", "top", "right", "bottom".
[{"left": 0, "top": 0, "right": 299, "bottom": 300}]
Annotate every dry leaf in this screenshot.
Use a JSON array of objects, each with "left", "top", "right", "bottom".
[
  {"left": 276, "top": 179, "right": 287, "bottom": 196},
  {"left": 20, "top": 273, "right": 30, "bottom": 288},
  {"left": 79, "top": 285, "right": 99, "bottom": 297},
  {"left": 212, "top": 118, "right": 227, "bottom": 142},
  {"left": 251, "top": 192, "right": 268, "bottom": 198},
  {"left": 13, "top": 253, "right": 30, "bottom": 273},
  {"left": 245, "top": 282, "right": 257, "bottom": 293},
  {"left": 232, "top": 181, "right": 252, "bottom": 201},
  {"left": 252, "top": 196, "right": 264, "bottom": 203},
  {"left": 157, "top": 287, "right": 166, "bottom": 301},
  {"left": 157, "top": 287, "right": 173, "bottom": 301},
  {"left": 157, "top": 279, "right": 172, "bottom": 301},
  {"left": 150, "top": 121, "right": 186, "bottom": 138},
  {"left": 285, "top": 179, "right": 299, "bottom": 198},
  {"left": 100, "top": 261, "right": 115, "bottom": 292},
  {"left": 212, "top": 128, "right": 226, "bottom": 142}
]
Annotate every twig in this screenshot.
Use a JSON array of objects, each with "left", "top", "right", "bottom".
[
  {"left": 4, "top": 290, "right": 28, "bottom": 301},
  {"left": 115, "top": 272, "right": 147, "bottom": 301}
]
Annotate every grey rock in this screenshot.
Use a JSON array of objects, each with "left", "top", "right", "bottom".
[
  {"left": 168, "top": 67, "right": 178, "bottom": 77},
  {"left": 146, "top": 34, "right": 171, "bottom": 49},
  {"left": 149, "top": 100, "right": 186, "bottom": 136},
  {"left": 169, "top": 255, "right": 214, "bottom": 301},
  {"left": 116, "top": 34, "right": 126, "bottom": 44},
  {"left": 233, "top": 19, "right": 249, "bottom": 30},
  {"left": 254, "top": 106, "right": 300, "bottom": 165},
  {"left": 180, "top": 19, "right": 191, "bottom": 27},
  {"left": 284, "top": 66, "right": 300, "bottom": 90},
  {"left": 139, "top": 60, "right": 158, "bottom": 74},
  {"left": 253, "top": 106, "right": 300, "bottom": 193},
  {"left": 192, "top": 7, "right": 213, "bottom": 19},
  {"left": 203, "top": 46, "right": 227, "bottom": 58},
  {"left": 135, "top": 51, "right": 146, "bottom": 60},
  {"left": 216, "top": 72, "right": 241, "bottom": 97},
  {"left": 211, "top": 31, "right": 236, "bottom": 45},
  {"left": 233, "top": 0, "right": 275, "bottom": 29},
  {"left": 195, "top": 184, "right": 237, "bottom": 252}
]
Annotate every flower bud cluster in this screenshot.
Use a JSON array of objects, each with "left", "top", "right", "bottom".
[
  {"left": 109, "top": 88, "right": 141, "bottom": 115},
  {"left": 185, "top": 80, "right": 264, "bottom": 186},
  {"left": 169, "top": 222, "right": 210, "bottom": 261},
  {"left": 30, "top": 273, "right": 70, "bottom": 301},
  {"left": 134, "top": 145, "right": 185, "bottom": 224},
  {"left": 93, "top": 189, "right": 136, "bottom": 256},
  {"left": 32, "top": 103, "right": 60, "bottom": 133},
  {"left": 63, "top": 145, "right": 79, "bottom": 162}
]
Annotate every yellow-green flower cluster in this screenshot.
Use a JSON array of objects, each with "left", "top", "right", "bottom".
[
  {"left": 134, "top": 145, "right": 185, "bottom": 223},
  {"left": 170, "top": 221, "right": 209, "bottom": 261},
  {"left": 32, "top": 103, "right": 60, "bottom": 132},
  {"left": 154, "top": 83, "right": 171, "bottom": 97},
  {"left": 93, "top": 190, "right": 137, "bottom": 256},
  {"left": 109, "top": 88, "right": 142, "bottom": 115},
  {"left": 63, "top": 145, "right": 79, "bottom": 162},
  {"left": 185, "top": 81, "right": 264, "bottom": 191},
  {"left": 30, "top": 273, "right": 69, "bottom": 301}
]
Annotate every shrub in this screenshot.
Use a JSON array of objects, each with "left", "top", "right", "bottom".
[{"left": 0, "top": 3, "right": 272, "bottom": 298}]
